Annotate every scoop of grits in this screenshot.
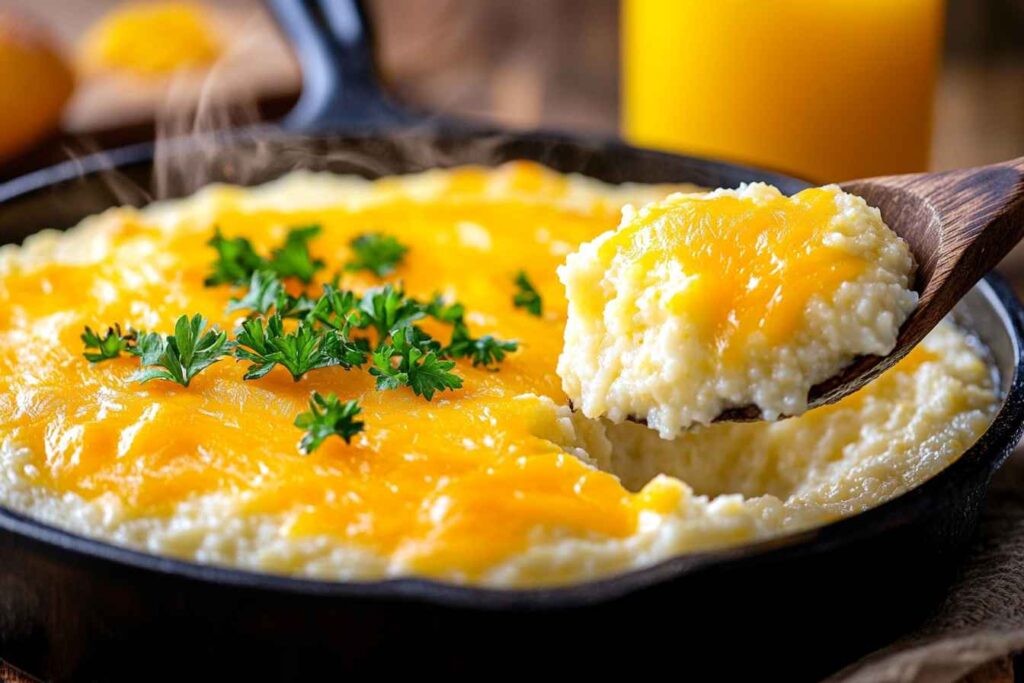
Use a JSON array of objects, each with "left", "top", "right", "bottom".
[
  {"left": 557, "top": 183, "right": 918, "bottom": 437},
  {"left": 0, "top": 164, "right": 994, "bottom": 588}
]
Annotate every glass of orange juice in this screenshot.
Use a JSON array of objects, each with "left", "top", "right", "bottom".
[{"left": 622, "top": 0, "right": 945, "bottom": 182}]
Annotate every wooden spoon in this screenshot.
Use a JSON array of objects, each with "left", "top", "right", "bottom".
[{"left": 712, "top": 156, "right": 1024, "bottom": 422}]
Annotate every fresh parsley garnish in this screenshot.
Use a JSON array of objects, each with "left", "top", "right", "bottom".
[
  {"left": 91, "top": 228, "right": 524, "bottom": 452},
  {"left": 370, "top": 326, "right": 462, "bottom": 400},
  {"left": 81, "top": 324, "right": 137, "bottom": 363},
  {"left": 206, "top": 229, "right": 265, "bottom": 286},
  {"left": 207, "top": 225, "right": 324, "bottom": 287},
  {"left": 424, "top": 293, "right": 465, "bottom": 325},
  {"left": 308, "top": 284, "right": 360, "bottom": 330},
  {"left": 405, "top": 350, "right": 463, "bottom": 399},
  {"left": 294, "top": 392, "right": 364, "bottom": 454},
  {"left": 227, "top": 270, "right": 283, "bottom": 315},
  {"left": 233, "top": 314, "right": 366, "bottom": 381},
  {"left": 368, "top": 345, "right": 405, "bottom": 391},
  {"left": 345, "top": 233, "right": 408, "bottom": 277},
  {"left": 355, "top": 284, "right": 426, "bottom": 341},
  {"left": 422, "top": 293, "right": 517, "bottom": 368},
  {"left": 130, "top": 314, "right": 230, "bottom": 387},
  {"left": 268, "top": 225, "right": 324, "bottom": 284},
  {"left": 446, "top": 322, "right": 518, "bottom": 367},
  {"left": 401, "top": 323, "right": 444, "bottom": 354},
  {"left": 512, "top": 270, "right": 543, "bottom": 316},
  {"left": 227, "top": 270, "right": 316, "bottom": 319}
]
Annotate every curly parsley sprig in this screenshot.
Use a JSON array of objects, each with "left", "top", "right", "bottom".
[
  {"left": 308, "top": 284, "right": 360, "bottom": 330},
  {"left": 206, "top": 225, "right": 324, "bottom": 286},
  {"left": 268, "top": 225, "right": 325, "bottom": 284},
  {"left": 447, "top": 322, "right": 518, "bottom": 367},
  {"left": 355, "top": 284, "right": 427, "bottom": 341},
  {"left": 345, "top": 233, "right": 408, "bottom": 277},
  {"left": 81, "top": 324, "right": 138, "bottom": 363},
  {"left": 205, "top": 229, "right": 266, "bottom": 287},
  {"left": 370, "top": 326, "right": 463, "bottom": 400},
  {"left": 423, "top": 293, "right": 518, "bottom": 368},
  {"left": 233, "top": 313, "right": 366, "bottom": 381},
  {"left": 85, "top": 227, "right": 524, "bottom": 451},
  {"left": 130, "top": 314, "right": 231, "bottom": 387},
  {"left": 512, "top": 270, "right": 543, "bottom": 317},
  {"left": 294, "top": 392, "right": 365, "bottom": 454},
  {"left": 227, "top": 270, "right": 316, "bottom": 319}
]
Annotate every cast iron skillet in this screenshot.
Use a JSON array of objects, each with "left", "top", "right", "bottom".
[{"left": 1, "top": 1, "right": 1023, "bottom": 680}]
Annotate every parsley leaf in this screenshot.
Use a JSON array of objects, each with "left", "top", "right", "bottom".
[
  {"left": 356, "top": 284, "right": 425, "bottom": 341},
  {"left": 368, "top": 344, "right": 407, "bottom": 391},
  {"left": 420, "top": 293, "right": 517, "bottom": 368},
  {"left": 227, "top": 270, "right": 283, "bottom": 315},
  {"left": 308, "top": 284, "right": 360, "bottom": 330},
  {"left": 227, "top": 270, "right": 316, "bottom": 319},
  {"left": 370, "top": 326, "right": 462, "bottom": 400},
  {"left": 275, "top": 292, "right": 318, "bottom": 320},
  {"left": 345, "top": 233, "right": 408, "bottom": 277},
  {"left": 424, "top": 293, "right": 465, "bottom": 325},
  {"left": 207, "top": 225, "right": 324, "bottom": 287},
  {"left": 446, "top": 322, "right": 518, "bottom": 367},
  {"left": 406, "top": 349, "right": 462, "bottom": 399},
  {"left": 323, "top": 327, "right": 372, "bottom": 368},
  {"left": 401, "top": 323, "right": 443, "bottom": 354},
  {"left": 512, "top": 270, "right": 543, "bottom": 316},
  {"left": 234, "top": 314, "right": 365, "bottom": 381},
  {"left": 269, "top": 225, "right": 324, "bottom": 284},
  {"left": 130, "top": 314, "right": 230, "bottom": 387},
  {"left": 294, "top": 392, "right": 364, "bottom": 454},
  {"left": 206, "top": 228, "right": 266, "bottom": 286},
  {"left": 82, "top": 324, "right": 137, "bottom": 363},
  {"left": 139, "top": 228, "right": 525, "bottom": 447}
]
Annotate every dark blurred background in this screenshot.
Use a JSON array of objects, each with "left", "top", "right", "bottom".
[{"left": 3, "top": 0, "right": 1023, "bottom": 172}]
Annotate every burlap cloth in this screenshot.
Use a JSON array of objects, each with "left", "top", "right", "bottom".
[{"left": 828, "top": 445, "right": 1024, "bottom": 682}]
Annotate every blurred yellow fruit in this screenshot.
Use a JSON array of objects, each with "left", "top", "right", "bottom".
[
  {"left": 0, "top": 12, "right": 74, "bottom": 160},
  {"left": 80, "top": 2, "right": 221, "bottom": 77}
]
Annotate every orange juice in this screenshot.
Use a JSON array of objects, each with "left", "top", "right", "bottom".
[{"left": 622, "top": 0, "right": 945, "bottom": 182}]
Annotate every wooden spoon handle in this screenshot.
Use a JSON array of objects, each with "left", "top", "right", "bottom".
[{"left": 841, "top": 157, "right": 1024, "bottom": 345}]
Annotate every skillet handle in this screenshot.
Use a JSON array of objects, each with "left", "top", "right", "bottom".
[{"left": 266, "top": 0, "right": 421, "bottom": 131}]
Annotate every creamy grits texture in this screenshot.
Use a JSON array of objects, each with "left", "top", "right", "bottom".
[
  {"left": 0, "top": 164, "right": 996, "bottom": 587},
  {"left": 558, "top": 183, "right": 919, "bottom": 437}
]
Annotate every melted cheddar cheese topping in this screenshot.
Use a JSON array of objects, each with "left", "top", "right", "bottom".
[
  {"left": 558, "top": 183, "right": 918, "bottom": 434},
  {"left": 0, "top": 162, "right": 689, "bottom": 577},
  {"left": 593, "top": 186, "right": 867, "bottom": 355},
  {"left": 0, "top": 164, "right": 993, "bottom": 586}
]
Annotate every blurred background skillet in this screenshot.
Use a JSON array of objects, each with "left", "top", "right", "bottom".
[{"left": 1, "top": 1, "right": 1024, "bottom": 681}]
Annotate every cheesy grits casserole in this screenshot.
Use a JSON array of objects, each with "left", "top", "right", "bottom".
[
  {"left": 558, "top": 183, "right": 918, "bottom": 436},
  {"left": 0, "top": 162, "right": 997, "bottom": 587}
]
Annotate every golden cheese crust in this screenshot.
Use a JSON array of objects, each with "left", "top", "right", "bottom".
[{"left": 557, "top": 183, "right": 918, "bottom": 435}]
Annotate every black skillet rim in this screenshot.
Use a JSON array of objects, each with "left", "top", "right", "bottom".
[{"left": 0, "top": 134, "right": 1022, "bottom": 612}]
